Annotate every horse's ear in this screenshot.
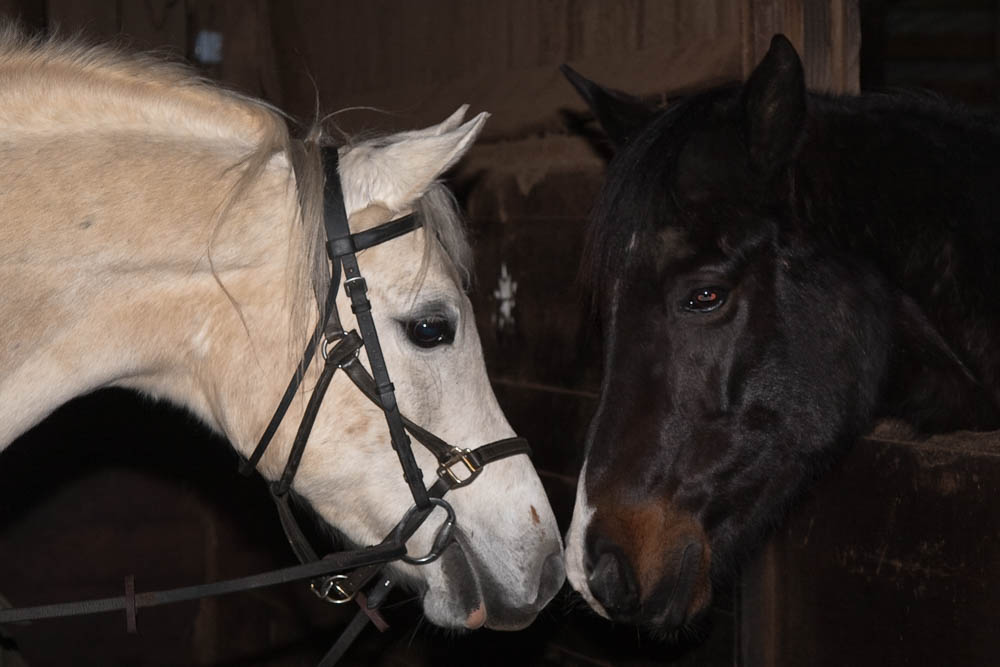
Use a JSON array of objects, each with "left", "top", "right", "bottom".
[
  {"left": 561, "top": 64, "right": 653, "bottom": 147},
  {"left": 433, "top": 104, "right": 473, "bottom": 134},
  {"left": 399, "top": 104, "right": 470, "bottom": 138},
  {"left": 742, "top": 34, "right": 806, "bottom": 173},
  {"left": 339, "top": 111, "right": 488, "bottom": 213}
]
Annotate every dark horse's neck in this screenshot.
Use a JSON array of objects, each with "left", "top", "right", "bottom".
[{"left": 794, "top": 91, "right": 1000, "bottom": 431}]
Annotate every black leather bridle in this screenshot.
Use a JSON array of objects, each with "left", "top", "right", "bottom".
[
  {"left": 239, "top": 145, "right": 532, "bottom": 662},
  {"left": 0, "top": 143, "right": 531, "bottom": 666}
]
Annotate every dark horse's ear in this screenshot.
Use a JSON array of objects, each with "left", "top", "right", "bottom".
[
  {"left": 742, "top": 34, "right": 806, "bottom": 173},
  {"left": 561, "top": 64, "right": 654, "bottom": 148}
]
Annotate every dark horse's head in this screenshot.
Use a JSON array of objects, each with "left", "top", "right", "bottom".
[{"left": 563, "top": 35, "right": 1000, "bottom": 633}]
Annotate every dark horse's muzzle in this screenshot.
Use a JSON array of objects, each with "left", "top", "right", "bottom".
[{"left": 583, "top": 498, "right": 712, "bottom": 630}]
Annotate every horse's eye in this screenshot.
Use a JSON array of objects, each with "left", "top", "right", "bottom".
[
  {"left": 404, "top": 317, "right": 455, "bottom": 348},
  {"left": 683, "top": 287, "right": 727, "bottom": 313}
]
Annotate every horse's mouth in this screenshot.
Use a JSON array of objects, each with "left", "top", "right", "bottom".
[
  {"left": 415, "top": 527, "right": 561, "bottom": 631},
  {"left": 644, "top": 540, "right": 707, "bottom": 632},
  {"left": 433, "top": 526, "right": 563, "bottom": 631},
  {"left": 426, "top": 536, "right": 487, "bottom": 628}
]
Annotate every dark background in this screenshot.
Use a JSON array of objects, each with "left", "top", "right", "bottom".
[{"left": 1, "top": 1, "right": 998, "bottom": 665}]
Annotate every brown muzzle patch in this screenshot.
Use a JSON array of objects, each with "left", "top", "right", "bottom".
[{"left": 592, "top": 498, "right": 712, "bottom": 620}]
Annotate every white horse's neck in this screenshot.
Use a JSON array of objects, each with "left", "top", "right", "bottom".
[
  {"left": 0, "top": 38, "right": 309, "bottom": 450},
  {"left": 0, "top": 140, "right": 304, "bottom": 450}
]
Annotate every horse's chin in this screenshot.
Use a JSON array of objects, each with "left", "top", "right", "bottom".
[
  {"left": 416, "top": 550, "right": 543, "bottom": 632},
  {"left": 416, "top": 531, "right": 561, "bottom": 631}
]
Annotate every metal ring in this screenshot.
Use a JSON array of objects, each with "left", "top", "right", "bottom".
[
  {"left": 321, "top": 336, "right": 335, "bottom": 360},
  {"left": 321, "top": 336, "right": 361, "bottom": 365},
  {"left": 391, "top": 497, "right": 456, "bottom": 566},
  {"left": 310, "top": 574, "right": 354, "bottom": 604}
]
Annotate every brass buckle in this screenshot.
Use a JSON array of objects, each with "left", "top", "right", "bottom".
[
  {"left": 311, "top": 574, "right": 354, "bottom": 604},
  {"left": 437, "top": 448, "right": 481, "bottom": 488}
]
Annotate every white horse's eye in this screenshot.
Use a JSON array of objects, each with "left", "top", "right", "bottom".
[{"left": 404, "top": 317, "right": 455, "bottom": 348}]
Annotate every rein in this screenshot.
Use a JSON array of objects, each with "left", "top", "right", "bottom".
[{"left": 0, "top": 144, "right": 530, "bottom": 666}]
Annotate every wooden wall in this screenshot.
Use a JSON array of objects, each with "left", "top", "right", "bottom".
[{"left": 861, "top": 0, "right": 1000, "bottom": 107}]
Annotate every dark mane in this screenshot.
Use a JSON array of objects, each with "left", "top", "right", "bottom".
[{"left": 582, "top": 86, "right": 740, "bottom": 304}]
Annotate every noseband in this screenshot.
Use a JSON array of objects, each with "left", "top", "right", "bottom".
[{"left": 0, "top": 144, "right": 530, "bottom": 666}]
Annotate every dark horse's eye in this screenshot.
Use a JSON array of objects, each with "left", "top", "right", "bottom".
[
  {"left": 404, "top": 317, "right": 456, "bottom": 348},
  {"left": 683, "top": 287, "right": 727, "bottom": 313}
]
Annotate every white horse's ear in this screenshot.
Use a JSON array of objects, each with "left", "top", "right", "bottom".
[
  {"left": 431, "top": 105, "right": 470, "bottom": 135},
  {"left": 391, "top": 105, "right": 469, "bottom": 141},
  {"left": 340, "top": 111, "right": 488, "bottom": 214}
]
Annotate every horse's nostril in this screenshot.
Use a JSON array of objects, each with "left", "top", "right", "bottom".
[{"left": 587, "top": 548, "right": 639, "bottom": 617}]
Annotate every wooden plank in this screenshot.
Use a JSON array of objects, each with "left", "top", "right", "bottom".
[
  {"left": 838, "top": 0, "right": 861, "bottom": 93},
  {"left": 46, "top": 0, "right": 118, "bottom": 39},
  {"left": 119, "top": 0, "right": 186, "bottom": 53},
  {"left": 740, "top": 426, "right": 1000, "bottom": 666},
  {"left": 884, "top": 33, "right": 997, "bottom": 61},
  {"left": 268, "top": 0, "right": 742, "bottom": 139},
  {"left": 0, "top": 0, "right": 45, "bottom": 30},
  {"left": 219, "top": 0, "right": 281, "bottom": 104}
]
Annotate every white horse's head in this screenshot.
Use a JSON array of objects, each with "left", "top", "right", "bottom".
[
  {"left": 0, "top": 29, "right": 562, "bottom": 631},
  {"left": 255, "top": 108, "right": 564, "bottom": 630}
]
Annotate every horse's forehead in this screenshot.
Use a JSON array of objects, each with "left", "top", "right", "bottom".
[
  {"left": 365, "top": 228, "right": 462, "bottom": 300},
  {"left": 638, "top": 96, "right": 750, "bottom": 206},
  {"left": 655, "top": 227, "right": 695, "bottom": 264},
  {"left": 618, "top": 226, "right": 694, "bottom": 280}
]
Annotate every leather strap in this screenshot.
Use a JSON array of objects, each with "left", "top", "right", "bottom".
[
  {"left": 327, "top": 214, "right": 419, "bottom": 259},
  {"left": 273, "top": 332, "right": 363, "bottom": 496},
  {"left": 124, "top": 575, "right": 137, "bottom": 634},
  {"left": 322, "top": 147, "right": 431, "bottom": 511},
  {"left": 239, "top": 263, "right": 342, "bottom": 477},
  {"left": 338, "top": 357, "right": 531, "bottom": 474},
  {"left": 318, "top": 605, "right": 375, "bottom": 667},
  {"left": 272, "top": 493, "right": 320, "bottom": 565},
  {"left": 239, "top": 317, "right": 322, "bottom": 476},
  {"left": 338, "top": 359, "right": 454, "bottom": 461},
  {"left": 0, "top": 542, "right": 405, "bottom": 625}
]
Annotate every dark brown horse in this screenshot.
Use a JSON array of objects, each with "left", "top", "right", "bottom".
[{"left": 562, "top": 35, "right": 1000, "bottom": 633}]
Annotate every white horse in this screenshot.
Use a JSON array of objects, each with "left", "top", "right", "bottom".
[{"left": 0, "top": 29, "right": 563, "bottom": 630}]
